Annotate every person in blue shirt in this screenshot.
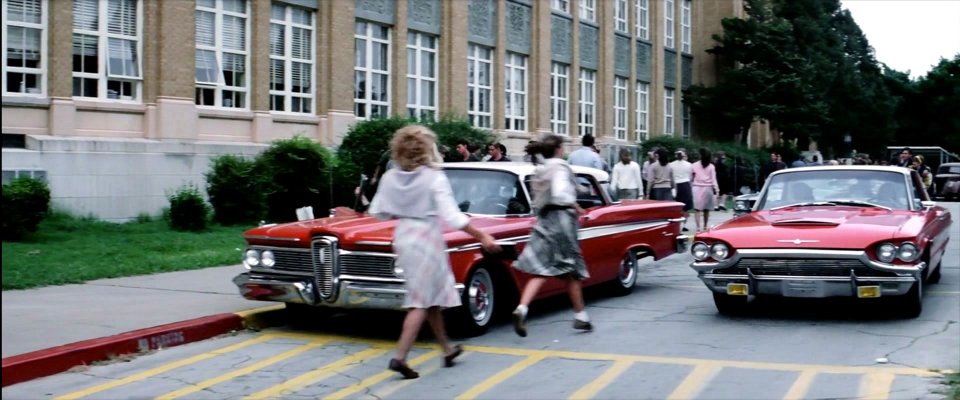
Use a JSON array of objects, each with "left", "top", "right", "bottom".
[{"left": 567, "top": 134, "right": 604, "bottom": 170}]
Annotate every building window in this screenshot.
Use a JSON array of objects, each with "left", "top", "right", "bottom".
[
  {"left": 551, "top": 0, "right": 568, "bottom": 13},
  {"left": 72, "top": 0, "right": 141, "bottom": 101},
  {"left": 635, "top": 81, "right": 648, "bottom": 142},
  {"left": 3, "top": 0, "right": 45, "bottom": 96},
  {"left": 664, "top": 0, "right": 675, "bottom": 49},
  {"left": 406, "top": 31, "right": 437, "bottom": 120},
  {"left": 578, "top": 68, "right": 595, "bottom": 137},
  {"left": 195, "top": 0, "right": 248, "bottom": 108},
  {"left": 550, "top": 63, "right": 569, "bottom": 135},
  {"left": 354, "top": 20, "right": 390, "bottom": 119},
  {"left": 467, "top": 43, "right": 493, "bottom": 128},
  {"left": 614, "top": 0, "right": 627, "bottom": 33},
  {"left": 682, "top": 103, "right": 691, "bottom": 139},
  {"left": 681, "top": 0, "right": 691, "bottom": 53},
  {"left": 504, "top": 52, "right": 527, "bottom": 131},
  {"left": 613, "top": 77, "right": 627, "bottom": 140},
  {"left": 269, "top": 3, "right": 314, "bottom": 114},
  {"left": 635, "top": 0, "right": 648, "bottom": 40},
  {"left": 579, "top": 0, "right": 595, "bottom": 23},
  {"left": 664, "top": 88, "right": 675, "bottom": 136}
]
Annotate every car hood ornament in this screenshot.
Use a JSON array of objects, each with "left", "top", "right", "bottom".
[{"left": 777, "top": 239, "right": 821, "bottom": 245}]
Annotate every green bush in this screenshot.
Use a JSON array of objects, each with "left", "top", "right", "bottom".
[
  {"left": 255, "top": 135, "right": 334, "bottom": 223},
  {"left": 206, "top": 154, "right": 262, "bottom": 225},
  {"left": 1, "top": 176, "right": 51, "bottom": 240},
  {"left": 167, "top": 183, "right": 210, "bottom": 231}
]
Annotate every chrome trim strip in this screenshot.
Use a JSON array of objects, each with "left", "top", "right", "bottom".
[
  {"left": 578, "top": 220, "right": 669, "bottom": 240},
  {"left": 244, "top": 235, "right": 301, "bottom": 242},
  {"left": 339, "top": 274, "right": 404, "bottom": 284},
  {"left": 666, "top": 217, "right": 685, "bottom": 222},
  {"left": 355, "top": 241, "right": 392, "bottom": 246},
  {"left": 700, "top": 273, "right": 916, "bottom": 283},
  {"left": 339, "top": 250, "right": 397, "bottom": 258},
  {"left": 247, "top": 245, "right": 310, "bottom": 252}
]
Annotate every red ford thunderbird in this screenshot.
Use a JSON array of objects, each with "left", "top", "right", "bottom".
[
  {"left": 690, "top": 166, "right": 952, "bottom": 317},
  {"left": 234, "top": 162, "right": 689, "bottom": 334}
]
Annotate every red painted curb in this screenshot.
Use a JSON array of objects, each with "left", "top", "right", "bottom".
[{"left": 1, "top": 313, "right": 245, "bottom": 387}]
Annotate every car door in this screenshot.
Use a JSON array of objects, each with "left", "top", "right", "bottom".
[{"left": 911, "top": 171, "right": 951, "bottom": 274}]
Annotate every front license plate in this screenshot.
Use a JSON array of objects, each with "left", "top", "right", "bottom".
[
  {"left": 857, "top": 286, "right": 881, "bottom": 298},
  {"left": 726, "top": 283, "right": 749, "bottom": 296},
  {"left": 782, "top": 280, "right": 824, "bottom": 297}
]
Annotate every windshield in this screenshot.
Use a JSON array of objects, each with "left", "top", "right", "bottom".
[
  {"left": 444, "top": 169, "right": 531, "bottom": 215},
  {"left": 938, "top": 165, "right": 960, "bottom": 174},
  {"left": 757, "top": 170, "right": 912, "bottom": 211}
]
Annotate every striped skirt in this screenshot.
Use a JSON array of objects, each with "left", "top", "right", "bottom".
[{"left": 512, "top": 208, "right": 590, "bottom": 280}]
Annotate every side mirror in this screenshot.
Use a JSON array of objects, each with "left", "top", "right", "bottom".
[{"left": 920, "top": 200, "right": 936, "bottom": 209}]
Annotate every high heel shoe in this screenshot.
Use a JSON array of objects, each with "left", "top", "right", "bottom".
[
  {"left": 388, "top": 358, "right": 419, "bottom": 379},
  {"left": 444, "top": 345, "right": 463, "bottom": 367}
]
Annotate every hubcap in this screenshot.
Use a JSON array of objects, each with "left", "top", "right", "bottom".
[
  {"left": 620, "top": 253, "right": 637, "bottom": 287},
  {"left": 468, "top": 269, "right": 494, "bottom": 325}
]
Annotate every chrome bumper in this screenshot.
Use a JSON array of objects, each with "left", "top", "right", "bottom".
[
  {"left": 689, "top": 249, "right": 923, "bottom": 298},
  {"left": 233, "top": 273, "right": 464, "bottom": 310},
  {"left": 675, "top": 235, "right": 690, "bottom": 254}
]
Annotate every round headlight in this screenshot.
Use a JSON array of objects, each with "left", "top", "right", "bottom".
[
  {"left": 711, "top": 243, "right": 730, "bottom": 260},
  {"left": 691, "top": 242, "right": 710, "bottom": 261},
  {"left": 393, "top": 263, "right": 404, "bottom": 277},
  {"left": 897, "top": 243, "right": 920, "bottom": 262},
  {"left": 735, "top": 200, "right": 748, "bottom": 210},
  {"left": 244, "top": 249, "right": 260, "bottom": 267},
  {"left": 877, "top": 243, "right": 897, "bottom": 263},
  {"left": 261, "top": 250, "right": 275, "bottom": 267}
]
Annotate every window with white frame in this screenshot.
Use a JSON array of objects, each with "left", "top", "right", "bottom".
[
  {"left": 72, "top": 0, "right": 141, "bottom": 101},
  {"left": 406, "top": 31, "right": 437, "bottom": 120},
  {"left": 269, "top": 3, "right": 314, "bottom": 114},
  {"left": 664, "top": 88, "right": 675, "bottom": 136},
  {"left": 614, "top": 0, "right": 627, "bottom": 33},
  {"left": 354, "top": 20, "right": 390, "bottom": 119},
  {"left": 579, "top": 0, "right": 595, "bottom": 23},
  {"left": 664, "top": 0, "right": 675, "bottom": 49},
  {"left": 635, "top": 81, "right": 648, "bottom": 142},
  {"left": 681, "top": 0, "right": 691, "bottom": 53},
  {"left": 635, "top": 0, "right": 648, "bottom": 40},
  {"left": 578, "top": 68, "right": 595, "bottom": 137},
  {"left": 3, "top": 0, "right": 45, "bottom": 95},
  {"left": 613, "top": 76, "right": 627, "bottom": 140},
  {"left": 467, "top": 43, "right": 493, "bottom": 128},
  {"left": 682, "top": 103, "right": 690, "bottom": 139},
  {"left": 504, "top": 52, "right": 527, "bottom": 131},
  {"left": 195, "top": 0, "right": 248, "bottom": 108},
  {"left": 550, "top": 62, "right": 569, "bottom": 135},
  {"left": 551, "top": 0, "right": 568, "bottom": 13}
]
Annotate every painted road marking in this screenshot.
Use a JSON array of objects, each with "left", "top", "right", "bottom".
[
  {"left": 666, "top": 364, "right": 720, "bottom": 400},
  {"left": 859, "top": 372, "right": 896, "bottom": 400},
  {"left": 782, "top": 369, "right": 817, "bottom": 400},
  {"left": 155, "top": 340, "right": 329, "bottom": 400},
  {"left": 244, "top": 346, "right": 390, "bottom": 400},
  {"left": 371, "top": 353, "right": 474, "bottom": 399},
  {"left": 53, "top": 335, "right": 275, "bottom": 400},
  {"left": 455, "top": 354, "right": 546, "bottom": 400},
  {"left": 567, "top": 359, "right": 633, "bottom": 400},
  {"left": 320, "top": 350, "right": 442, "bottom": 400}
]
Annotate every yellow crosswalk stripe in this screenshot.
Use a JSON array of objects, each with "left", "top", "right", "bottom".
[
  {"left": 321, "top": 350, "right": 442, "bottom": 400},
  {"left": 666, "top": 364, "right": 720, "bottom": 400},
  {"left": 155, "top": 340, "right": 329, "bottom": 400},
  {"left": 859, "top": 371, "right": 896, "bottom": 400},
  {"left": 455, "top": 354, "right": 546, "bottom": 400},
  {"left": 244, "top": 346, "right": 390, "bottom": 400},
  {"left": 54, "top": 335, "right": 275, "bottom": 400},
  {"left": 568, "top": 359, "right": 633, "bottom": 400},
  {"left": 370, "top": 353, "right": 472, "bottom": 399},
  {"left": 782, "top": 370, "right": 817, "bottom": 400}
]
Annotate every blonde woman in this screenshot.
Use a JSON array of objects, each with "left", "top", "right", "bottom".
[{"left": 369, "top": 125, "right": 500, "bottom": 379}]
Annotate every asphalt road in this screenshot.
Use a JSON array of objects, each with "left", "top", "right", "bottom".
[{"left": 4, "top": 204, "right": 958, "bottom": 400}]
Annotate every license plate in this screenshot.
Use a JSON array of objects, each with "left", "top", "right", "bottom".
[
  {"left": 727, "top": 283, "right": 749, "bottom": 296},
  {"left": 857, "top": 286, "right": 881, "bottom": 298}
]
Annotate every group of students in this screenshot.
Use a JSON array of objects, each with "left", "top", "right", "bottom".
[{"left": 370, "top": 127, "right": 596, "bottom": 379}]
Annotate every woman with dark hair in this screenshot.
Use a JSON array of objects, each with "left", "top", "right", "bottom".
[
  {"left": 645, "top": 148, "right": 675, "bottom": 201},
  {"left": 511, "top": 135, "right": 593, "bottom": 337},
  {"left": 691, "top": 148, "right": 720, "bottom": 232},
  {"left": 369, "top": 125, "right": 500, "bottom": 379}
]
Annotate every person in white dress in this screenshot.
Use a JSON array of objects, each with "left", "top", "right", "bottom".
[
  {"left": 369, "top": 125, "right": 500, "bottom": 379},
  {"left": 611, "top": 148, "right": 643, "bottom": 200}
]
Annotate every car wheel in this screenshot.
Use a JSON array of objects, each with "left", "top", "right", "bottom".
[
  {"left": 894, "top": 280, "right": 923, "bottom": 318},
  {"left": 712, "top": 292, "right": 749, "bottom": 316},
  {"left": 608, "top": 251, "right": 639, "bottom": 296},
  {"left": 927, "top": 260, "right": 942, "bottom": 284},
  {"left": 450, "top": 266, "right": 498, "bottom": 337}
]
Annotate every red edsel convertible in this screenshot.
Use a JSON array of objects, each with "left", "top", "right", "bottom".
[
  {"left": 690, "top": 166, "right": 952, "bottom": 317},
  {"left": 234, "top": 162, "right": 688, "bottom": 334}
]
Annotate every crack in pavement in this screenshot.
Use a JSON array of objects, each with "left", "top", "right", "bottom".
[{"left": 882, "top": 320, "right": 957, "bottom": 370}]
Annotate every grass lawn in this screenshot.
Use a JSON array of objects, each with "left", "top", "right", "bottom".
[
  {"left": 2, "top": 213, "right": 249, "bottom": 291},
  {"left": 945, "top": 371, "right": 960, "bottom": 400}
]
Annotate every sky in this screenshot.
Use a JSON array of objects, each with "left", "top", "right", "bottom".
[{"left": 840, "top": 0, "right": 960, "bottom": 79}]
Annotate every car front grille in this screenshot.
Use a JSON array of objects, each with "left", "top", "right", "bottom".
[
  {"left": 340, "top": 253, "right": 396, "bottom": 278},
  {"left": 712, "top": 258, "right": 898, "bottom": 277},
  {"left": 269, "top": 249, "right": 312, "bottom": 273},
  {"left": 312, "top": 238, "right": 336, "bottom": 299}
]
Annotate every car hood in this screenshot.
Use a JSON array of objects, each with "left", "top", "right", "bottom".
[
  {"left": 243, "top": 213, "right": 527, "bottom": 249},
  {"left": 703, "top": 207, "right": 917, "bottom": 249}
]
